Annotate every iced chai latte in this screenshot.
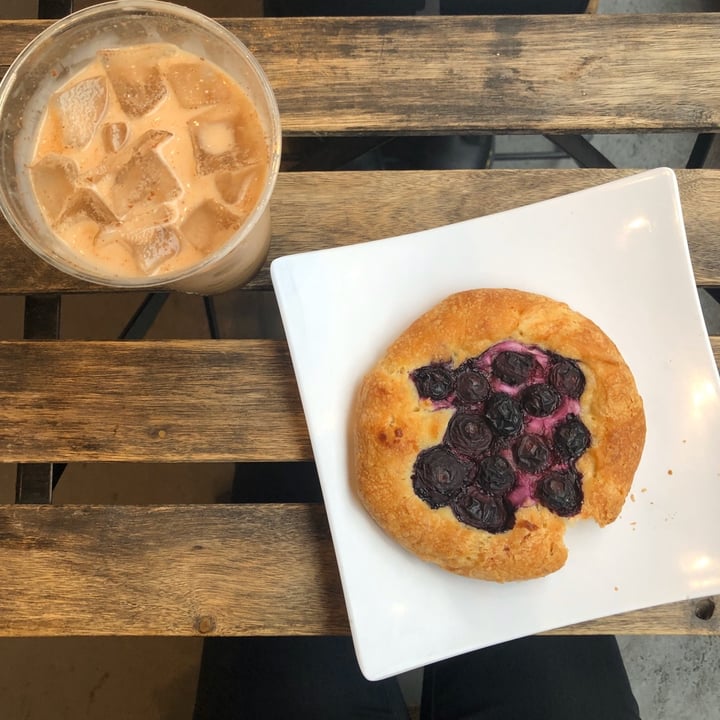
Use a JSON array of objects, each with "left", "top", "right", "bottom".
[{"left": 29, "top": 42, "right": 271, "bottom": 289}]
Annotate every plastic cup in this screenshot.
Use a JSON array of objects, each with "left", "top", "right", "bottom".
[{"left": 0, "top": 0, "right": 281, "bottom": 294}]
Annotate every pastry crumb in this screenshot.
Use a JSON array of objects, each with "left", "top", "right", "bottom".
[
  {"left": 614, "top": 586, "right": 619, "bottom": 591},
  {"left": 630, "top": 493, "right": 635, "bottom": 502},
  {"left": 667, "top": 469, "right": 673, "bottom": 476},
  {"left": 641, "top": 487, "right": 647, "bottom": 493}
]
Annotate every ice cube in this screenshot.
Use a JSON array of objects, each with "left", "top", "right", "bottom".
[
  {"left": 51, "top": 75, "right": 108, "bottom": 148},
  {"left": 95, "top": 202, "right": 176, "bottom": 247},
  {"left": 166, "top": 61, "right": 232, "bottom": 109},
  {"left": 99, "top": 45, "right": 175, "bottom": 118},
  {"left": 188, "top": 107, "right": 262, "bottom": 175},
  {"left": 30, "top": 154, "right": 78, "bottom": 222},
  {"left": 180, "top": 199, "right": 242, "bottom": 253},
  {"left": 102, "top": 122, "right": 129, "bottom": 153},
  {"left": 125, "top": 225, "right": 181, "bottom": 274},
  {"left": 214, "top": 168, "right": 259, "bottom": 205},
  {"left": 83, "top": 129, "right": 171, "bottom": 184},
  {"left": 56, "top": 189, "right": 116, "bottom": 240},
  {"left": 109, "top": 136, "right": 181, "bottom": 217}
]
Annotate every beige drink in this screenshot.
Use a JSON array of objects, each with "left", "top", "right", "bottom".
[{"left": 30, "top": 42, "right": 271, "bottom": 287}]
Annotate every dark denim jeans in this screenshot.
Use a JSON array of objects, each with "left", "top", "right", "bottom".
[{"left": 194, "top": 635, "right": 641, "bottom": 720}]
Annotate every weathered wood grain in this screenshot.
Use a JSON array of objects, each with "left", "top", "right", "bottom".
[
  {"left": 0, "top": 336, "right": 718, "bottom": 463},
  {"left": 0, "top": 504, "right": 348, "bottom": 636},
  {"left": 2, "top": 16, "right": 720, "bottom": 134},
  {"left": 548, "top": 597, "right": 720, "bottom": 637},
  {"left": 263, "top": 169, "right": 720, "bottom": 289},
  {"left": 0, "top": 504, "right": 716, "bottom": 637},
  {"left": 0, "top": 340, "right": 311, "bottom": 462},
  {"left": 0, "top": 169, "right": 719, "bottom": 294}
]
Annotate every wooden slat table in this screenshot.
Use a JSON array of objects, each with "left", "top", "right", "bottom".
[{"left": 0, "top": 14, "right": 718, "bottom": 639}]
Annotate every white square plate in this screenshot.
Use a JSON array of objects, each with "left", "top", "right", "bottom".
[{"left": 270, "top": 168, "right": 720, "bottom": 681}]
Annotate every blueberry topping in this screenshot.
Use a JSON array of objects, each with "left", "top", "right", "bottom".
[
  {"left": 444, "top": 412, "right": 493, "bottom": 458},
  {"left": 477, "top": 455, "right": 516, "bottom": 496},
  {"left": 451, "top": 486, "right": 515, "bottom": 533},
  {"left": 485, "top": 392, "right": 523, "bottom": 437},
  {"left": 514, "top": 434, "right": 550, "bottom": 473},
  {"left": 536, "top": 469, "right": 583, "bottom": 516},
  {"left": 492, "top": 350, "right": 537, "bottom": 386},
  {"left": 412, "top": 446, "right": 473, "bottom": 508},
  {"left": 521, "top": 383, "right": 561, "bottom": 417},
  {"left": 454, "top": 367, "right": 490, "bottom": 404},
  {"left": 554, "top": 415, "right": 591, "bottom": 459},
  {"left": 549, "top": 359, "right": 586, "bottom": 399},
  {"left": 411, "top": 364, "right": 455, "bottom": 401},
  {"left": 408, "top": 341, "right": 594, "bottom": 527}
]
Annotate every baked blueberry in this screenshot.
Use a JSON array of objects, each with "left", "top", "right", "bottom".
[
  {"left": 444, "top": 412, "right": 493, "bottom": 458},
  {"left": 492, "top": 350, "right": 537, "bottom": 386},
  {"left": 549, "top": 358, "right": 586, "bottom": 399},
  {"left": 514, "top": 434, "right": 550, "bottom": 473},
  {"left": 477, "top": 455, "right": 516, "bottom": 496},
  {"left": 554, "top": 415, "right": 591, "bottom": 459},
  {"left": 454, "top": 366, "right": 490, "bottom": 404},
  {"left": 412, "top": 445, "right": 473, "bottom": 508},
  {"left": 536, "top": 469, "right": 583, "bottom": 516},
  {"left": 410, "top": 343, "right": 592, "bottom": 526},
  {"left": 451, "top": 486, "right": 515, "bottom": 533},
  {"left": 485, "top": 392, "right": 523, "bottom": 437},
  {"left": 411, "top": 364, "right": 454, "bottom": 401},
  {"left": 521, "top": 383, "right": 561, "bottom": 417}
]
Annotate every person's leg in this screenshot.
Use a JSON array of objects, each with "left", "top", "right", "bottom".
[
  {"left": 264, "top": 0, "right": 423, "bottom": 15},
  {"left": 438, "top": 0, "right": 591, "bottom": 12},
  {"left": 420, "top": 635, "right": 640, "bottom": 720},
  {"left": 194, "top": 636, "right": 410, "bottom": 720}
]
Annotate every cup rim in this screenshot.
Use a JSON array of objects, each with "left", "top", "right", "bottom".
[{"left": 0, "top": 0, "right": 281, "bottom": 290}]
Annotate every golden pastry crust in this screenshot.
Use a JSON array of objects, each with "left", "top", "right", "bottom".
[{"left": 353, "top": 289, "right": 646, "bottom": 582}]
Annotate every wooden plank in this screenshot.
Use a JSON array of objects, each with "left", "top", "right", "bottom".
[
  {"left": 547, "top": 598, "right": 719, "bottom": 637},
  {"left": 0, "top": 504, "right": 716, "bottom": 637},
  {"left": 1, "top": 169, "right": 720, "bottom": 294},
  {"left": 2, "top": 16, "right": 720, "bottom": 134},
  {"left": 0, "top": 504, "right": 348, "bottom": 636},
  {"left": 0, "top": 339, "right": 311, "bottom": 462},
  {"left": 0, "top": 336, "right": 718, "bottom": 463},
  {"left": 263, "top": 169, "right": 720, "bottom": 289}
]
